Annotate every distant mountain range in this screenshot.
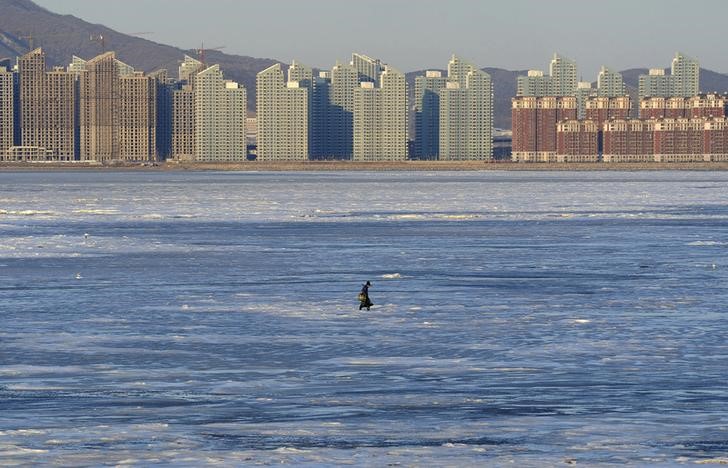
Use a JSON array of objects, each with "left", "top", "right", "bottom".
[
  {"left": 3, "top": 0, "right": 728, "bottom": 130},
  {"left": 0, "top": 0, "right": 280, "bottom": 111}
]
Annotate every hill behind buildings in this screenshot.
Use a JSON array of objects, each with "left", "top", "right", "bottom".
[{"left": 0, "top": 0, "right": 280, "bottom": 112}]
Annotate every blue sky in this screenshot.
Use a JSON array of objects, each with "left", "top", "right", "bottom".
[{"left": 34, "top": 0, "right": 728, "bottom": 77}]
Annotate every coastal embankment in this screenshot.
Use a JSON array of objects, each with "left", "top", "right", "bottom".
[{"left": 2, "top": 161, "right": 728, "bottom": 171}]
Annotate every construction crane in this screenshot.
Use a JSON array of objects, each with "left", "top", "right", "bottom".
[
  {"left": 15, "top": 32, "right": 36, "bottom": 50},
  {"left": 90, "top": 34, "right": 106, "bottom": 52},
  {"left": 196, "top": 43, "right": 225, "bottom": 66}
]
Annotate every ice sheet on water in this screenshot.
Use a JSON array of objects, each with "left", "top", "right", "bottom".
[{"left": 1, "top": 171, "right": 728, "bottom": 465}]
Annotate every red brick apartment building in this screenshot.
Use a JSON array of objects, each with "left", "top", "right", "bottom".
[
  {"left": 512, "top": 96, "right": 576, "bottom": 162},
  {"left": 514, "top": 93, "right": 728, "bottom": 163},
  {"left": 585, "top": 96, "right": 631, "bottom": 129},
  {"left": 555, "top": 120, "right": 598, "bottom": 162},
  {"left": 640, "top": 94, "right": 728, "bottom": 120},
  {"left": 602, "top": 119, "right": 655, "bottom": 163}
]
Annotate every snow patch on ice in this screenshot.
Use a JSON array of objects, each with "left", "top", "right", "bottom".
[
  {"left": 688, "top": 240, "right": 727, "bottom": 246},
  {"left": 73, "top": 209, "right": 119, "bottom": 215},
  {"left": 381, "top": 273, "right": 402, "bottom": 279}
]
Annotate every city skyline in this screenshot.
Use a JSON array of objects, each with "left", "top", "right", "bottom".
[
  {"left": 6, "top": 45, "right": 728, "bottom": 166},
  {"left": 31, "top": 0, "right": 728, "bottom": 77}
]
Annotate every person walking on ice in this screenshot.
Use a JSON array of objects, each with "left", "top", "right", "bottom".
[{"left": 358, "top": 281, "right": 373, "bottom": 311}]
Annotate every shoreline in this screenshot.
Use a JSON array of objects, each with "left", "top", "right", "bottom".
[{"left": 2, "top": 161, "right": 728, "bottom": 172}]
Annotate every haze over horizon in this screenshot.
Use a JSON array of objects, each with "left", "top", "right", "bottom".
[{"left": 31, "top": 0, "right": 728, "bottom": 77}]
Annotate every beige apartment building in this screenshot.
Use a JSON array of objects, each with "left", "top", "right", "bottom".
[
  {"left": 307, "top": 60, "right": 359, "bottom": 159},
  {"left": 413, "top": 56, "right": 493, "bottom": 161},
  {"left": 439, "top": 56, "right": 493, "bottom": 160},
  {"left": 119, "top": 72, "right": 157, "bottom": 161},
  {"left": 44, "top": 67, "right": 76, "bottom": 160},
  {"left": 172, "top": 55, "right": 204, "bottom": 160},
  {"left": 517, "top": 53, "right": 577, "bottom": 97},
  {"left": 639, "top": 52, "right": 700, "bottom": 99},
  {"left": 193, "top": 64, "right": 247, "bottom": 162},
  {"left": 256, "top": 63, "right": 308, "bottom": 161},
  {"left": 178, "top": 55, "right": 204, "bottom": 86},
  {"left": 353, "top": 66, "right": 407, "bottom": 161},
  {"left": 351, "top": 53, "right": 383, "bottom": 86},
  {"left": 17, "top": 49, "right": 44, "bottom": 150},
  {"left": 597, "top": 67, "right": 625, "bottom": 97}
]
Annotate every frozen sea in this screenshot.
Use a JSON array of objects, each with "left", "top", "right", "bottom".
[{"left": 1, "top": 170, "right": 728, "bottom": 466}]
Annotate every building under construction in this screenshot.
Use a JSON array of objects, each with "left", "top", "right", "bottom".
[
  {"left": 77, "top": 52, "right": 158, "bottom": 162},
  {"left": 14, "top": 48, "right": 75, "bottom": 161}
]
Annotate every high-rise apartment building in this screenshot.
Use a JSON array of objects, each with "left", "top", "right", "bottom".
[
  {"left": 517, "top": 70, "right": 549, "bottom": 97},
  {"left": 351, "top": 53, "right": 383, "bottom": 86},
  {"left": 511, "top": 96, "right": 538, "bottom": 161},
  {"left": 178, "top": 55, "right": 204, "bottom": 85},
  {"left": 0, "top": 67, "right": 14, "bottom": 155},
  {"left": 639, "top": 69, "right": 670, "bottom": 100},
  {"left": 288, "top": 61, "right": 313, "bottom": 86},
  {"left": 511, "top": 96, "right": 577, "bottom": 162},
  {"left": 325, "top": 62, "right": 358, "bottom": 159},
  {"left": 17, "top": 48, "right": 44, "bottom": 150},
  {"left": 68, "top": 56, "right": 87, "bottom": 75},
  {"left": 256, "top": 64, "right": 308, "bottom": 160},
  {"left": 439, "top": 56, "right": 493, "bottom": 160},
  {"left": 639, "top": 53, "right": 700, "bottom": 99},
  {"left": 309, "top": 72, "right": 331, "bottom": 159},
  {"left": 193, "top": 64, "right": 247, "bottom": 162},
  {"left": 310, "top": 58, "right": 378, "bottom": 160},
  {"left": 353, "top": 66, "right": 407, "bottom": 161},
  {"left": 298, "top": 61, "right": 360, "bottom": 160},
  {"left": 597, "top": 67, "right": 625, "bottom": 97},
  {"left": 414, "top": 70, "right": 448, "bottom": 159},
  {"left": 671, "top": 53, "right": 700, "bottom": 98},
  {"left": 17, "top": 48, "right": 75, "bottom": 160},
  {"left": 44, "top": 67, "right": 76, "bottom": 160},
  {"left": 172, "top": 56, "right": 204, "bottom": 161},
  {"left": 119, "top": 71, "right": 157, "bottom": 161},
  {"left": 78, "top": 52, "right": 120, "bottom": 161},
  {"left": 549, "top": 53, "right": 578, "bottom": 97},
  {"left": 517, "top": 53, "right": 577, "bottom": 97},
  {"left": 287, "top": 54, "right": 391, "bottom": 161},
  {"left": 172, "top": 87, "right": 194, "bottom": 160},
  {"left": 150, "top": 69, "right": 173, "bottom": 160},
  {"left": 287, "top": 61, "right": 314, "bottom": 157},
  {"left": 413, "top": 56, "right": 493, "bottom": 161},
  {"left": 78, "top": 52, "right": 157, "bottom": 162}
]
